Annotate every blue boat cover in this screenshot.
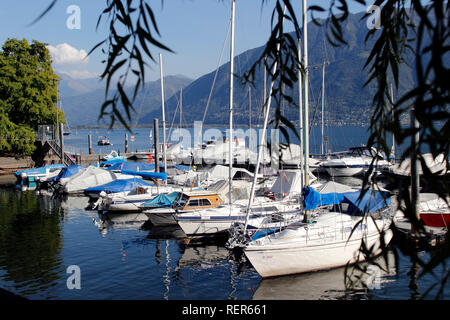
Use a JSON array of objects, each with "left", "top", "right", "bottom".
[
  {"left": 106, "top": 161, "right": 157, "bottom": 172},
  {"left": 343, "top": 190, "right": 391, "bottom": 214},
  {"left": 14, "top": 164, "right": 64, "bottom": 177},
  {"left": 52, "top": 165, "right": 84, "bottom": 182},
  {"left": 302, "top": 187, "right": 346, "bottom": 210},
  {"left": 99, "top": 159, "right": 127, "bottom": 167},
  {"left": 84, "top": 178, "right": 153, "bottom": 194},
  {"left": 14, "top": 164, "right": 65, "bottom": 178},
  {"left": 141, "top": 192, "right": 180, "bottom": 208},
  {"left": 121, "top": 169, "right": 167, "bottom": 180},
  {"left": 303, "top": 187, "right": 390, "bottom": 213}
]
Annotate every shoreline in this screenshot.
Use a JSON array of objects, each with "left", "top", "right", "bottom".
[{"left": 0, "top": 174, "right": 16, "bottom": 187}]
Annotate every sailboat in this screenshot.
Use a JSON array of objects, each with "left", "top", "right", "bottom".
[
  {"left": 240, "top": 0, "right": 394, "bottom": 278},
  {"left": 176, "top": 1, "right": 302, "bottom": 239}
]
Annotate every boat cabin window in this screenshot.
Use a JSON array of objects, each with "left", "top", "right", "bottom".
[
  {"left": 200, "top": 198, "right": 212, "bottom": 206},
  {"left": 187, "top": 198, "right": 212, "bottom": 207},
  {"left": 250, "top": 206, "right": 279, "bottom": 213},
  {"left": 187, "top": 199, "right": 199, "bottom": 207}
]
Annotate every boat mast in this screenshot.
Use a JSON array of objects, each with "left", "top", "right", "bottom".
[
  {"left": 159, "top": 53, "right": 168, "bottom": 177},
  {"left": 249, "top": 86, "right": 252, "bottom": 144},
  {"left": 410, "top": 108, "right": 420, "bottom": 222},
  {"left": 321, "top": 62, "right": 326, "bottom": 156},
  {"left": 180, "top": 88, "right": 183, "bottom": 144},
  {"left": 243, "top": 5, "right": 286, "bottom": 232},
  {"left": 298, "top": 39, "right": 304, "bottom": 182},
  {"left": 302, "top": 0, "right": 310, "bottom": 187},
  {"left": 390, "top": 84, "right": 395, "bottom": 162},
  {"left": 228, "top": 0, "right": 236, "bottom": 208}
]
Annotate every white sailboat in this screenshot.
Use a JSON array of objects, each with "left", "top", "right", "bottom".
[
  {"left": 241, "top": 0, "right": 394, "bottom": 278},
  {"left": 244, "top": 209, "right": 393, "bottom": 278}
]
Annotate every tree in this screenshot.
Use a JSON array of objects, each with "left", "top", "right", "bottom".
[{"left": 0, "top": 38, "right": 62, "bottom": 156}]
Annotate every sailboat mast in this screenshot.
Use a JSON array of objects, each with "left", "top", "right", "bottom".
[
  {"left": 297, "top": 39, "right": 304, "bottom": 187},
  {"left": 390, "top": 84, "right": 395, "bottom": 161},
  {"left": 410, "top": 108, "right": 420, "bottom": 221},
  {"left": 321, "top": 62, "right": 325, "bottom": 155},
  {"left": 243, "top": 5, "right": 286, "bottom": 232},
  {"left": 180, "top": 88, "right": 183, "bottom": 144},
  {"left": 159, "top": 53, "right": 167, "bottom": 176},
  {"left": 228, "top": 0, "right": 236, "bottom": 207},
  {"left": 302, "top": 0, "right": 310, "bottom": 186},
  {"left": 249, "top": 86, "right": 252, "bottom": 143}
]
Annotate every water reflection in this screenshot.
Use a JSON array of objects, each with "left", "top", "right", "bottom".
[
  {"left": 95, "top": 212, "right": 149, "bottom": 234},
  {"left": 0, "top": 189, "right": 64, "bottom": 298},
  {"left": 253, "top": 250, "right": 397, "bottom": 300}
]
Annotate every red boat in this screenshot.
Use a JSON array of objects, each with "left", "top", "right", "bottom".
[
  {"left": 420, "top": 211, "right": 450, "bottom": 228},
  {"left": 418, "top": 193, "right": 450, "bottom": 228}
]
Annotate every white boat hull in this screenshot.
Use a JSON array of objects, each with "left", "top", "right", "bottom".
[
  {"left": 244, "top": 214, "right": 393, "bottom": 278},
  {"left": 177, "top": 217, "right": 239, "bottom": 237},
  {"left": 324, "top": 166, "right": 364, "bottom": 177}
]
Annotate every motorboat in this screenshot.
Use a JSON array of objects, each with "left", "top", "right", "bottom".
[
  {"left": 393, "top": 193, "right": 450, "bottom": 228},
  {"left": 320, "top": 146, "right": 391, "bottom": 177},
  {"left": 142, "top": 190, "right": 224, "bottom": 226},
  {"left": 15, "top": 164, "right": 65, "bottom": 188},
  {"left": 62, "top": 166, "right": 137, "bottom": 194},
  {"left": 101, "top": 150, "right": 125, "bottom": 162},
  {"left": 176, "top": 171, "right": 304, "bottom": 238},
  {"left": 84, "top": 178, "right": 154, "bottom": 199},
  {"left": 418, "top": 193, "right": 450, "bottom": 228},
  {"left": 97, "top": 184, "right": 180, "bottom": 213},
  {"left": 97, "top": 136, "right": 111, "bottom": 146},
  {"left": 387, "top": 153, "right": 448, "bottom": 177}
]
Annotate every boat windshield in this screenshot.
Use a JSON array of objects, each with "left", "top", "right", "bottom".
[{"left": 175, "top": 194, "right": 189, "bottom": 208}]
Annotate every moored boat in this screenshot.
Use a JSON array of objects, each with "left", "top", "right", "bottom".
[{"left": 243, "top": 189, "right": 393, "bottom": 278}]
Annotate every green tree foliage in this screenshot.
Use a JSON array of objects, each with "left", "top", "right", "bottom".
[{"left": 0, "top": 38, "right": 61, "bottom": 156}]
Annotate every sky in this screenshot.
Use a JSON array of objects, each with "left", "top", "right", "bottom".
[{"left": 0, "top": 0, "right": 367, "bottom": 82}]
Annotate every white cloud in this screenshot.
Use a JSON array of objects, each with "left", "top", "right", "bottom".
[{"left": 47, "top": 43, "right": 89, "bottom": 65}]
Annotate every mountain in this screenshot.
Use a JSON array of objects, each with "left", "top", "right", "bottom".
[
  {"left": 57, "top": 72, "right": 105, "bottom": 98},
  {"left": 60, "top": 75, "right": 193, "bottom": 127},
  {"left": 138, "top": 11, "right": 419, "bottom": 127}
]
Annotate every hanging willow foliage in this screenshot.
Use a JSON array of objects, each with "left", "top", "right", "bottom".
[{"left": 33, "top": 0, "right": 449, "bottom": 298}]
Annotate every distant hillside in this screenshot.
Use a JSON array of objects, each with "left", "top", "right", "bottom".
[
  {"left": 60, "top": 75, "right": 193, "bottom": 127},
  {"left": 139, "top": 11, "right": 419, "bottom": 127},
  {"left": 57, "top": 72, "right": 104, "bottom": 98}
]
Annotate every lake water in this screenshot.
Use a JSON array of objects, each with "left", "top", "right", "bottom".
[
  {"left": 62, "top": 125, "right": 378, "bottom": 156},
  {"left": 0, "top": 187, "right": 448, "bottom": 301},
  {"left": 0, "top": 126, "right": 448, "bottom": 302}
]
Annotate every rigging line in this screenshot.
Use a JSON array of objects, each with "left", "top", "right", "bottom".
[
  {"left": 167, "top": 95, "right": 180, "bottom": 142},
  {"left": 132, "top": 88, "right": 147, "bottom": 128},
  {"left": 307, "top": 71, "right": 320, "bottom": 136},
  {"left": 201, "top": 19, "right": 232, "bottom": 125}
]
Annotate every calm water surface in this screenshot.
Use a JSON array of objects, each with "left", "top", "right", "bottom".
[
  {"left": 0, "top": 126, "right": 447, "bottom": 300},
  {"left": 0, "top": 186, "right": 448, "bottom": 300}
]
